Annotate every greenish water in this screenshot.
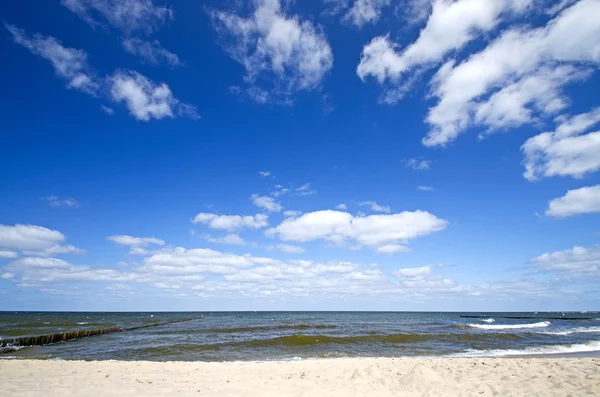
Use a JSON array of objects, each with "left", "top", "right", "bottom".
[{"left": 1, "top": 311, "right": 599, "bottom": 361}]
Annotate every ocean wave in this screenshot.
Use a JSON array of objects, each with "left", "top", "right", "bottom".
[
  {"left": 77, "top": 322, "right": 89, "bottom": 325},
  {"left": 451, "top": 340, "right": 600, "bottom": 357},
  {"left": 537, "top": 326, "right": 600, "bottom": 336},
  {"left": 459, "top": 321, "right": 551, "bottom": 330},
  {"left": 479, "top": 318, "right": 495, "bottom": 323}
]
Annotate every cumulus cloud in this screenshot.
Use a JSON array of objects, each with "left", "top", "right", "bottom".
[
  {"left": 61, "top": 0, "right": 173, "bottom": 34},
  {"left": 423, "top": 0, "right": 600, "bottom": 146},
  {"left": 546, "top": 185, "right": 600, "bottom": 218},
  {"left": 251, "top": 194, "right": 283, "bottom": 212},
  {"left": 267, "top": 244, "right": 305, "bottom": 253},
  {"left": 210, "top": 0, "right": 333, "bottom": 102},
  {"left": 258, "top": 171, "right": 273, "bottom": 177},
  {"left": 192, "top": 213, "right": 269, "bottom": 231},
  {"left": 532, "top": 245, "right": 600, "bottom": 275},
  {"left": 357, "top": 0, "right": 600, "bottom": 147},
  {"left": 0, "top": 224, "right": 84, "bottom": 257},
  {"left": 283, "top": 210, "right": 301, "bottom": 217},
  {"left": 41, "top": 196, "right": 80, "bottom": 207},
  {"left": 335, "top": 203, "right": 348, "bottom": 210},
  {"left": 360, "top": 201, "right": 391, "bottom": 213},
  {"left": 344, "top": 0, "right": 392, "bottom": 27},
  {"left": 266, "top": 209, "right": 447, "bottom": 252},
  {"left": 0, "top": 251, "right": 18, "bottom": 259},
  {"left": 106, "top": 235, "right": 165, "bottom": 246},
  {"left": 357, "top": 0, "right": 530, "bottom": 83},
  {"left": 522, "top": 107, "right": 600, "bottom": 181},
  {"left": 109, "top": 70, "right": 199, "bottom": 121},
  {"left": 5, "top": 23, "right": 98, "bottom": 94},
  {"left": 121, "top": 38, "right": 181, "bottom": 66}
]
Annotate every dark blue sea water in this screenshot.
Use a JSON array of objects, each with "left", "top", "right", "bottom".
[{"left": 1, "top": 312, "right": 600, "bottom": 361}]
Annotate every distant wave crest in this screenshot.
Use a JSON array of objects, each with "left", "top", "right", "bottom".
[
  {"left": 462, "top": 321, "right": 551, "bottom": 330},
  {"left": 479, "top": 318, "right": 495, "bottom": 323},
  {"left": 452, "top": 340, "right": 600, "bottom": 357}
]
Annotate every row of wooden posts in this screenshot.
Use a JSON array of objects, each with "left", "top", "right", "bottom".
[{"left": 0, "top": 318, "right": 195, "bottom": 349}]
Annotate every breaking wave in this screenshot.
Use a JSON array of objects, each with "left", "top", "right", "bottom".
[
  {"left": 459, "top": 321, "right": 551, "bottom": 330},
  {"left": 451, "top": 340, "right": 600, "bottom": 357}
]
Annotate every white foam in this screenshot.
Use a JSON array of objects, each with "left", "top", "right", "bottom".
[
  {"left": 77, "top": 322, "right": 89, "bottom": 325},
  {"left": 467, "top": 321, "right": 550, "bottom": 330},
  {"left": 538, "top": 326, "right": 600, "bottom": 336},
  {"left": 451, "top": 340, "right": 600, "bottom": 357},
  {"left": 479, "top": 318, "right": 495, "bottom": 323}
]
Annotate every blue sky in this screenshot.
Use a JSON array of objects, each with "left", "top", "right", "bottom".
[{"left": 0, "top": 0, "right": 599, "bottom": 311}]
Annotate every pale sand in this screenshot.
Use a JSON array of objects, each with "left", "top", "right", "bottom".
[{"left": 1, "top": 358, "right": 599, "bottom": 396}]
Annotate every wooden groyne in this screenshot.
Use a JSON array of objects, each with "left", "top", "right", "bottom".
[{"left": 0, "top": 318, "right": 198, "bottom": 350}]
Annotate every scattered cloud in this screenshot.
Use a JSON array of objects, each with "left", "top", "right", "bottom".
[
  {"left": 192, "top": 213, "right": 269, "bottom": 231},
  {"left": 418, "top": 186, "right": 435, "bottom": 191},
  {"left": 5, "top": 23, "right": 98, "bottom": 94},
  {"left": 394, "top": 266, "right": 432, "bottom": 277},
  {"left": 335, "top": 203, "right": 348, "bottom": 210},
  {"left": 122, "top": 38, "right": 181, "bottom": 66},
  {"left": 258, "top": 171, "right": 273, "bottom": 177},
  {"left": 406, "top": 158, "right": 431, "bottom": 170},
  {"left": 336, "top": 0, "right": 393, "bottom": 27},
  {"left": 546, "top": 185, "right": 600, "bottom": 218},
  {"left": 109, "top": 70, "right": 199, "bottom": 121},
  {"left": 283, "top": 210, "right": 301, "bottom": 218},
  {"left": 532, "top": 245, "right": 600, "bottom": 276},
  {"left": 357, "top": 0, "right": 600, "bottom": 147},
  {"left": 360, "top": 201, "right": 391, "bottom": 213},
  {"left": 251, "top": 194, "right": 283, "bottom": 212},
  {"left": 41, "top": 196, "right": 79, "bottom": 207},
  {"left": 0, "top": 251, "right": 18, "bottom": 259},
  {"left": 207, "top": 234, "right": 246, "bottom": 246},
  {"left": 100, "top": 104, "right": 114, "bottom": 114},
  {"left": 210, "top": 0, "right": 333, "bottom": 102},
  {"left": 61, "top": 0, "right": 173, "bottom": 35},
  {"left": 267, "top": 244, "right": 305, "bottom": 253},
  {"left": 0, "top": 224, "right": 84, "bottom": 257},
  {"left": 271, "top": 185, "right": 290, "bottom": 197},
  {"left": 423, "top": 0, "right": 600, "bottom": 146},
  {"left": 295, "top": 183, "right": 317, "bottom": 196},
  {"left": 106, "top": 234, "right": 165, "bottom": 255},
  {"left": 522, "top": 107, "right": 600, "bottom": 181},
  {"left": 266, "top": 209, "right": 448, "bottom": 253}
]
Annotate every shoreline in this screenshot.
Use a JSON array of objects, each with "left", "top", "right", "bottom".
[{"left": 2, "top": 357, "right": 599, "bottom": 396}]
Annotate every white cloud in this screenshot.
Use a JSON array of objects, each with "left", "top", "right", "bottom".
[
  {"left": 335, "top": 203, "right": 348, "bottom": 210},
  {"left": 360, "top": 201, "right": 391, "bottom": 213},
  {"left": 394, "top": 266, "right": 432, "bottom": 277},
  {"left": 210, "top": 0, "right": 333, "bottom": 101},
  {"left": 122, "top": 38, "right": 181, "bottom": 66},
  {"left": 295, "top": 183, "right": 317, "bottom": 196},
  {"left": 192, "top": 213, "right": 269, "bottom": 231},
  {"left": 344, "top": 0, "right": 392, "bottom": 27},
  {"left": 207, "top": 234, "right": 246, "bottom": 246},
  {"left": 258, "top": 171, "right": 273, "bottom": 177},
  {"left": 532, "top": 245, "right": 600, "bottom": 275},
  {"left": 0, "top": 251, "right": 18, "bottom": 259},
  {"left": 1, "top": 272, "right": 15, "bottom": 279},
  {"left": 271, "top": 185, "right": 290, "bottom": 197},
  {"left": 357, "top": 0, "right": 530, "bottom": 84},
  {"left": 522, "top": 107, "right": 600, "bottom": 180},
  {"left": 267, "top": 244, "right": 305, "bottom": 253},
  {"left": 376, "top": 244, "right": 410, "bottom": 254},
  {"left": 0, "top": 224, "right": 83, "bottom": 257},
  {"left": 546, "top": 185, "right": 600, "bottom": 218},
  {"left": 61, "top": 0, "right": 173, "bottom": 34},
  {"left": 41, "top": 196, "right": 79, "bottom": 207},
  {"left": 109, "top": 70, "right": 199, "bottom": 121},
  {"left": 5, "top": 23, "right": 98, "bottom": 94},
  {"left": 418, "top": 186, "right": 435, "bottom": 191},
  {"left": 423, "top": 0, "right": 600, "bottom": 146},
  {"left": 266, "top": 209, "right": 447, "bottom": 252},
  {"left": 283, "top": 210, "right": 301, "bottom": 217},
  {"left": 251, "top": 194, "right": 283, "bottom": 212},
  {"left": 406, "top": 158, "right": 431, "bottom": 170},
  {"left": 106, "top": 235, "right": 165, "bottom": 247}
]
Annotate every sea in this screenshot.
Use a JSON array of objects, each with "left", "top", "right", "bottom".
[{"left": 1, "top": 312, "right": 600, "bottom": 361}]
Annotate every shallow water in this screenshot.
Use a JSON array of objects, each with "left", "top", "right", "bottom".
[{"left": 1, "top": 311, "right": 599, "bottom": 361}]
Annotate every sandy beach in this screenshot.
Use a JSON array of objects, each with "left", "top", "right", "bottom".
[{"left": 1, "top": 357, "right": 599, "bottom": 396}]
